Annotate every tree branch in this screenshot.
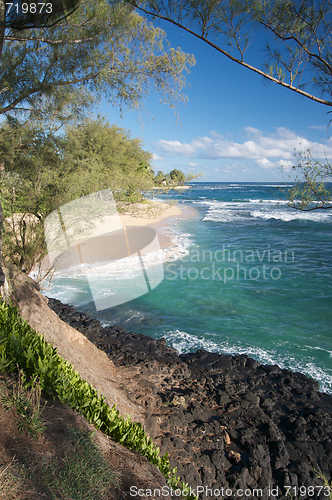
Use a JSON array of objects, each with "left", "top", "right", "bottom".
[{"left": 129, "top": 1, "right": 332, "bottom": 107}]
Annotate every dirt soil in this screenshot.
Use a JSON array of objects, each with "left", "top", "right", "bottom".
[{"left": 0, "top": 373, "right": 166, "bottom": 500}]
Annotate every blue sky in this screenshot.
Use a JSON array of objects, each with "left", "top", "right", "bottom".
[{"left": 98, "top": 18, "right": 332, "bottom": 182}]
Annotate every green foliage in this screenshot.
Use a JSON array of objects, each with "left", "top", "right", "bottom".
[
  {"left": 0, "top": 116, "right": 165, "bottom": 273},
  {"left": 0, "top": 301, "right": 197, "bottom": 500},
  {"left": 61, "top": 117, "right": 155, "bottom": 203},
  {"left": 1, "top": 0, "right": 195, "bottom": 123},
  {"left": 0, "top": 119, "right": 65, "bottom": 272},
  {"left": 0, "top": 419, "right": 119, "bottom": 500},
  {"left": 36, "top": 426, "right": 119, "bottom": 500},
  {"left": 170, "top": 169, "right": 186, "bottom": 185},
  {"left": 282, "top": 150, "right": 332, "bottom": 210},
  {"left": 154, "top": 169, "right": 201, "bottom": 189},
  {"left": 125, "top": 0, "right": 332, "bottom": 210},
  {"left": 127, "top": 0, "right": 332, "bottom": 107},
  {"left": 0, "top": 371, "right": 45, "bottom": 437}
]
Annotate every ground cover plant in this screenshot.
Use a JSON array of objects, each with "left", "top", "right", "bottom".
[
  {"left": 0, "top": 299, "right": 197, "bottom": 500},
  {"left": 0, "top": 370, "right": 45, "bottom": 437},
  {"left": 0, "top": 373, "right": 120, "bottom": 500},
  {"left": 31, "top": 426, "right": 119, "bottom": 500}
]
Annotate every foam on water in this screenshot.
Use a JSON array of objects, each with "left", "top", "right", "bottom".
[
  {"left": 37, "top": 183, "right": 332, "bottom": 396},
  {"left": 163, "top": 329, "right": 332, "bottom": 393},
  {"left": 162, "top": 329, "right": 221, "bottom": 354},
  {"left": 198, "top": 198, "right": 332, "bottom": 224},
  {"left": 251, "top": 209, "right": 332, "bottom": 223},
  {"left": 39, "top": 219, "right": 193, "bottom": 306},
  {"left": 202, "top": 208, "right": 248, "bottom": 223},
  {"left": 248, "top": 199, "right": 290, "bottom": 204}
]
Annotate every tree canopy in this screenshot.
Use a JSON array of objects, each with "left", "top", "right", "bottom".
[
  {"left": 0, "top": 0, "right": 196, "bottom": 282},
  {"left": 283, "top": 150, "right": 332, "bottom": 210},
  {"left": 124, "top": 0, "right": 332, "bottom": 107},
  {"left": 124, "top": 0, "right": 332, "bottom": 210},
  {"left": 61, "top": 117, "right": 155, "bottom": 203},
  {"left": 0, "top": 0, "right": 195, "bottom": 124},
  {"left": 0, "top": 117, "right": 193, "bottom": 273}
]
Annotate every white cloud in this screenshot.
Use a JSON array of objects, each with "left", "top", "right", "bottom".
[
  {"left": 278, "top": 159, "right": 294, "bottom": 172},
  {"left": 189, "top": 162, "right": 198, "bottom": 167},
  {"left": 155, "top": 128, "right": 332, "bottom": 165},
  {"left": 156, "top": 140, "right": 196, "bottom": 157},
  {"left": 152, "top": 153, "right": 165, "bottom": 161},
  {"left": 256, "top": 158, "right": 274, "bottom": 169}
]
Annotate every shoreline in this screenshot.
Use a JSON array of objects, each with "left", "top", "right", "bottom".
[
  {"left": 118, "top": 199, "right": 196, "bottom": 250},
  {"left": 47, "top": 296, "right": 332, "bottom": 499},
  {"left": 34, "top": 199, "right": 197, "bottom": 279}
]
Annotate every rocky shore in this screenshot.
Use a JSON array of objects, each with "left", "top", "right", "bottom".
[{"left": 47, "top": 297, "right": 332, "bottom": 500}]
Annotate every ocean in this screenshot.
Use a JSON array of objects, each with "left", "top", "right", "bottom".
[{"left": 41, "top": 182, "right": 332, "bottom": 394}]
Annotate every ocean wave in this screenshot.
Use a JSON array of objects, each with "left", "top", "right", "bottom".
[
  {"left": 202, "top": 208, "right": 248, "bottom": 223},
  {"left": 248, "top": 199, "right": 290, "bottom": 204},
  {"left": 251, "top": 210, "right": 332, "bottom": 223},
  {"left": 162, "top": 330, "right": 332, "bottom": 394},
  {"left": 197, "top": 198, "right": 332, "bottom": 224},
  {"left": 229, "top": 184, "right": 293, "bottom": 188}
]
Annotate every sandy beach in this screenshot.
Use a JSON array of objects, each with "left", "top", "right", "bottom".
[
  {"left": 38, "top": 200, "right": 196, "bottom": 276},
  {"left": 118, "top": 200, "right": 193, "bottom": 249}
]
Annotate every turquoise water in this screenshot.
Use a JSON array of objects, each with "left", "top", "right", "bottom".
[{"left": 42, "top": 183, "right": 332, "bottom": 393}]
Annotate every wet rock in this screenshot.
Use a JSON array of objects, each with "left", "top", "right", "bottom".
[{"left": 47, "top": 298, "right": 332, "bottom": 497}]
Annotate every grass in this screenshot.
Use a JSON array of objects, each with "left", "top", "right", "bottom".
[
  {"left": 0, "top": 459, "right": 32, "bottom": 500},
  {"left": 0, "top": 370, "right": 45, "bottom": 438},
  {"left": 0, "top": 428, "right": 119, "bottom": 500},
  {"left": 34, "top": 427, "right": 119, "bottom": 500},
  {"left": 0, "top": 372, "right": 119, "bottom": 500},
  {"left": 315, "top": 470, "right": 332, "bottom": 499},
  {"left": 0, "top": 300, "right": 196, "bottom": 499}
]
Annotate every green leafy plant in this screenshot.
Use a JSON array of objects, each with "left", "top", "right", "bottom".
[{"left": 0, "top": 371, "right": 45, "bottom": 437}]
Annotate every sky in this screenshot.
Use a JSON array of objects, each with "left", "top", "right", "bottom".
[{"left": 98, "top": 16, "right": 332, "bottom": 183}]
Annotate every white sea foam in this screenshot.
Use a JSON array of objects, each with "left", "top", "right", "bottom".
[
  {"left": 229, "top": 184, "right": 293, "bottom": 188},
  {"left": 162, "top": 330, "right": 332, "bottom": 394},
  {"left": 248, "top": 199, "right": 289, "bottom": 204},
  {"left": 251, "top": 209, "right": 332, "bottom": 223},
  {"left": 197, "top": 198, "right": 332, "bottom": 224},
  {"left": 202, "top": 208, "right": 248, "bottom": 223},
  {"left": 35, "top": 221, "right": 193, "bottom": 307},
  {"left": 162, "top": 330, "right": 221, "bottom": 354}
]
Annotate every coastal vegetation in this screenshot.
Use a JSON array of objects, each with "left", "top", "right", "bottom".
[
  {"left": 0, "top": 372, "right": 121, "bottom": 499},
  {"left": 0, "top": 4, "right": 199, "bottom": 492},
  {"left": 0, "top": 0, "right": 196, "bottom": 284},
  {"left": 0, "top": 116, "right": 195, "bottom": 274},
  {"left": 0, "top": 0, "right": 195, "bottom": 122},
  {"left": 0, "top": 299, "right": 197, "bottom": 499}
]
